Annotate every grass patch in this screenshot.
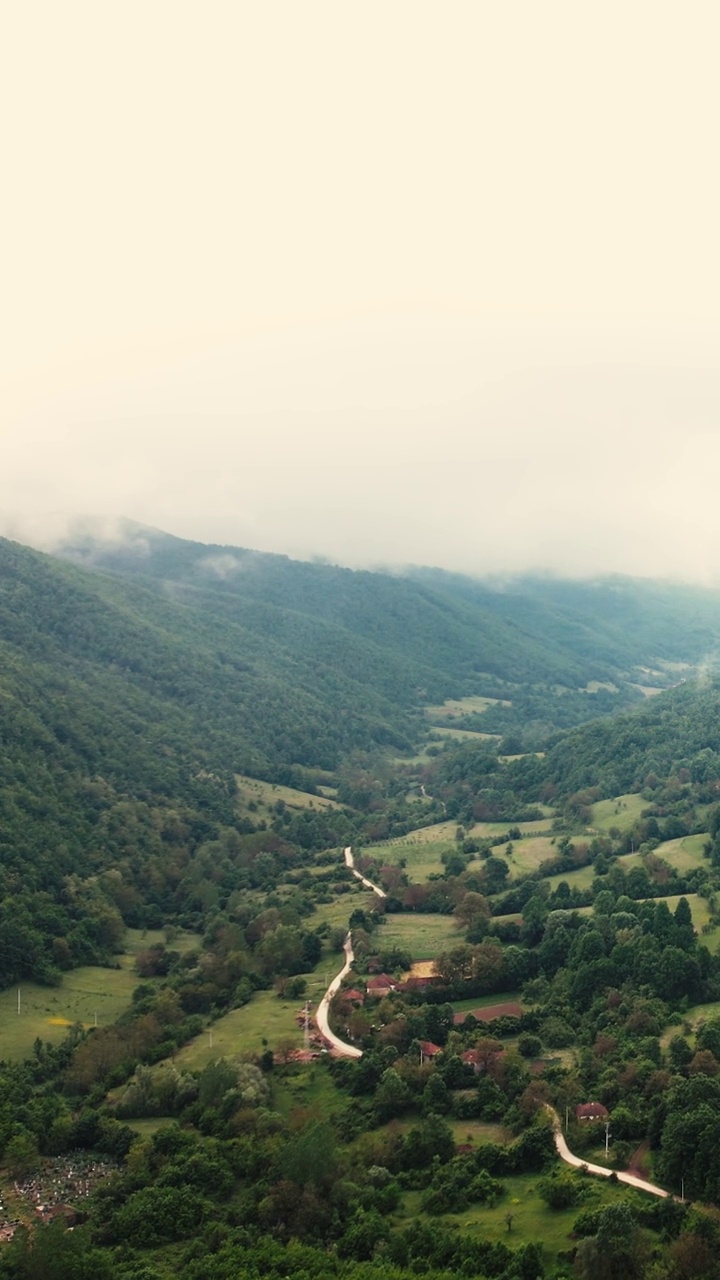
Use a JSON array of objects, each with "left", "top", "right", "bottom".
[
  {"left": 650, "top": 833, "right": 709, "bottom": 873},
  {"left": 124, "top": 1117, "right": 175, "bottom": 1138},
  {"left": 425, "top": 696, "right": 511, "bottom": 721},
  {"left": 235, "top": 774, "right": 345, "bottom": 819},
  {"left": 543, "top": 864, "right": 596, "bottom": 892},
  {"left": 470, "top": 818, "right": 555, "bottom": 838},
  {"left": 590, "top": 793, "right": 647, "bottom": 833},
  {"left": 396, "top": 1169, "right": 648, "bottom": 1265},
  {"left": 375, "top": 914, "right": 460, "bottom": 961},
  {"left": 434, "top": 727, "right": 500, "bottom": 742},
  {"left": 270, "top": 1062, "right": 349, "bottom": 1121},
  {"left": 174, "top": 950, "right": 345, "bottom": 1066},
  {"left": 477, "top": 836, "right": 558, "bottom": 880},
  {"left": 447, "top": 1119, "right": 512, "bottom": 1145},
  {"left": 0, "top": 965, "right": 140, "bottom": 1062}
]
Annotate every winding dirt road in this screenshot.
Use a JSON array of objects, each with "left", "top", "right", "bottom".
[
  {"left": 547, "top": 1108, "right": 670, "bottom": 1199},
  {"left": 315, "top": 930, "right": 363, "bottom": 1057},
  {"left": 344, "top": 845, "right": 387, "bottom": 898},
  {"left": 314, "top": 848, "right": 387, "bottom": 1056}
]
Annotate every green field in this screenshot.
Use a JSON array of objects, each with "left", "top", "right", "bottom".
[
  {"left": 434, "top": 726, "right": 500, "bottom": 742},
  {"left": 175, "top": 949, "right": 345, "bottom": 1067},
  {"left": 235, "top": 773, "right": 344, "bottom": 818},
  {"left": 661, "top": 999, "right": 720, "bottom": 1048},
  {"left": 375, "top": 913, "right": 460, "bottom": 961},
  {"left": 0, "top": 928, "right": 202, "bottom": 1062},
  {"left": 544, "top": 863, "right": 597, "bottom": 892},
  {"left": 589, "top": 793, "right": 647, "bottom": 833},
  {"left": 468, "top": 836, "right": 557, "bottom": 881},
  {"left": 396, "top": 1170, "right": 648, "bottom": 1266},
  {"left": 0, "top": 966, "right": 139, "bottom": 1062},
  {"left": 373, "top": 840, "right": 449, "bottom": 880},
  {"left": 425, "top": 695, "right": 511, "bottom": 721},
  {"left": 470, "top": 818, "right": 555, "bottom": 838},
  {"left": 650, "top": 833, "right": 709, "bottom": 873}
]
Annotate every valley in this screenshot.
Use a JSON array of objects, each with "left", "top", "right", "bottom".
[{"left": 2, "top": 529, "right": 720, "bottom": 1276}]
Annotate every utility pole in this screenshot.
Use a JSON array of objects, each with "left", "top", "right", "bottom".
[
  {"left": 605, "top": 1121, "right": 611, "bottom": 1157},
  {"left": 17, "top": 989, "right": 20, "bottom": 1016},
  {"left": 303, "top": 1001, "right": 311, "bottom": 1053},
  {"left": 565, "top": 1105, "right": 569, "bottom": 1133}
]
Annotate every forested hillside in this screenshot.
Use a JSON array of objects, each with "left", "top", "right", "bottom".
[
  {"left": 6, "top": 531, "right": 720, "bottom": 1276},
  {"left": 56, "top": 521, "right": 720, "bottom": 732}
]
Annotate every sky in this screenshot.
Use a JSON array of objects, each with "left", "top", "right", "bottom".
[{"left": 4, "top": 1, "right": 720, "bottom": 581}]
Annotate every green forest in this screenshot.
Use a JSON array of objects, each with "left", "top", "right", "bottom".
[{"left": 4, "top": 528, "right": 720, "bottom": 1277}]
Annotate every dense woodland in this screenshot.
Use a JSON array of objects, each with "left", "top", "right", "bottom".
[{"left": 4, "top": 528, "right": 720, "bottom": 1276}]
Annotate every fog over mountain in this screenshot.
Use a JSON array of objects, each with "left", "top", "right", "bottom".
[{"left": 4, "top": 2, "right": 720, "bottom": 581}]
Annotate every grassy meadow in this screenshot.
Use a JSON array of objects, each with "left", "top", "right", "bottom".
[
  {"left": 395, "top": 1170, "right": 650, "bottom": 1266},
  {"left": 589, "top": 793, "right": 647, "bottom": 833},
  {"left": 235, "top": 773, "right": 344, "bottom": 819},
  {"left": 376, "top": 913, "right": 460, "bottom": 961},
  {"left": 0, "top": 928, "right": 200, "bottom": 1062}
]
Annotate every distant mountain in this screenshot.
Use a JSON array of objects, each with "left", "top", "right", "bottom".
[
  {"left": 54, "top": 520, "right": 720, "bottom": 734},
  {"left": 1, "top": 524, "right": 720, "bottom": 979}
]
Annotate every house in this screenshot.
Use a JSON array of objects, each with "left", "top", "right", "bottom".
[
  {"left": 419, "top": 1040, "right": 442, "bottom": 1064},
  {"left": 366, "top": 974, "right": 397, "bottom": 996},
  {"left": 461, "top": 1046, "right": 504, "bottom": 1074},
  {"left": 342, "top": 988, "right": 366, "bottom": 1005},
  {"left": 575, "top": 1102, "right": 609, "bottom": 1122}
]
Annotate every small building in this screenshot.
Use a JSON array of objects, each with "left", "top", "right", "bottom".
[
  {"left": 576, "top": 1102, "right": 609, "bottom": 1122},
  {"left": 366, "top": 974, "right": 397, "bottom": 996},
  {"left": 419, "top": 1040, "right": 442, "bottom": 1065},
  {"left": 342, "top": 988, "right": 366, "bottom": 1005}
]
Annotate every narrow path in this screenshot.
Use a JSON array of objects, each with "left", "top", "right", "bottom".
[
  {"left": 315, "top": 931, "right": 363, "bottom": 1058},
  {"left": 546, "top": 1108, "right": 670, "bottom": 1199},
  {"left": 344, "top": 845, "right": 387, "bottom": 899}
]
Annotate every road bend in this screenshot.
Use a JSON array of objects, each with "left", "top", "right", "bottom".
[
  {"left": 547, "top": 1108, "right": 669, "bottom": 1199},
  {"left": 343, "top": 845, "right": 387, "bottom": 899}
]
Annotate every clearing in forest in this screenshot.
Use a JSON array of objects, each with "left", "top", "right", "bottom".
[
  {"left": 589, "top": 793, "right": 647, "bottom": 832},
  {"left": 235, "top": 774, "right": 344, "bottom": 817}
]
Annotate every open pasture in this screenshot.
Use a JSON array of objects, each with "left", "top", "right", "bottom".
[
  {"left": 589, "top": 793, "right": 647, "bottom": 833},
  {"left": 649, "top": 833, "right": 709, "bottom": 873},
  {"left": 0, "top": 965, "right": 139, "bottom": 1062},
  {"left": 376, "top": 913, "right": 460, "bottom": 961},
  {"left": 434, "top": 726, "right": 500, "bottom": 742},
  {"left": 397, "top": 1172, "right": 647, "bottom": 1264},
  {"left": 235, "top": 773, "right": 343, "bottom": 817},
  {"left": 544, "top": 863, "right": 596, "bottom": 892},
  {"left": 425, "top": 695, "right": 511, "bottom": 721},
  {"left": 470, "top": 818, "right": 555, "bottom": 838},
  {"left": 175, "top": 951, "right": 344, "bottom": 1067}
]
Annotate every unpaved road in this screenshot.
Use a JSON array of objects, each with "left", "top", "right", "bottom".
[
  {"left": 344, "top": 845, "right": 387, "bottom": 899},
  {"left": 315, "top": 931, "right": 363, "bottom": 1058},
  {"left": 548, "top": 1108, "right": 670, "bottom": 1198}
]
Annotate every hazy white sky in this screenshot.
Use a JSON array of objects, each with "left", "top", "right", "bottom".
[{"left": 4, "top": 1, "right": 720, "bottom": 579}]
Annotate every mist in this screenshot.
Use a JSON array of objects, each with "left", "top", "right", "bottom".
[{"left": 4, "top": 2, "right": 720, "bottom": 583}]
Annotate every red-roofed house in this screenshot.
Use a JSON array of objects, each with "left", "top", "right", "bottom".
[
  {"left": 366, "top": 974, "right": 397, "bottom": 996},
  {"left": 419, "top": 1040, "right": 443, "bottom": 1064},
  {"left": 576, "top": 1102, "right": 609, "bottom": 1122},
  {"left": 342, "top": 988, "right": 366, "bottom": 1005}
]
